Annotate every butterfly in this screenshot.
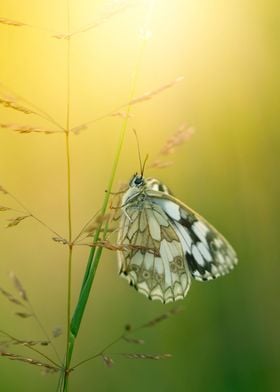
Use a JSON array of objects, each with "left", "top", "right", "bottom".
[{"left": 116, "top": 174, "right": 238, "bottom": 303}]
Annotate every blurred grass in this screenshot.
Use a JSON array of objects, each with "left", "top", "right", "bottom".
[{"left": 0, "top": 0, "right": 280, "bottom": 391}]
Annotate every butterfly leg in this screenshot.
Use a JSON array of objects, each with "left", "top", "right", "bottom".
[{"left": 123, "top": 206, "right": 132, "bottom": 222}]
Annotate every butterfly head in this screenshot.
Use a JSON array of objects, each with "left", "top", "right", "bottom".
[
  {"left": 129, "top": 173, "right": 146, "bottom": 188},
  {"left": 121, "top": 173, "right": 146, "bottom": 206}
]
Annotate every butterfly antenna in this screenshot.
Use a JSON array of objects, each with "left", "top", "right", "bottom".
[
  {"left": 133, "top": 129, "right": 143, "bottom": 175},
  {"left": 141, "top": 154, "right": 149, "bottom": 176}
]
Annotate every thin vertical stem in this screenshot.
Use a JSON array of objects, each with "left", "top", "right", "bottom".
[
  {"left": 66, "top": 1, "right": 72, "bottom": 242},
  {"left": 65, "top": 0, "right": 73, "bottom": 386},
  {"left": 66, "top": 134, "right": 72, "bottom": 345}
]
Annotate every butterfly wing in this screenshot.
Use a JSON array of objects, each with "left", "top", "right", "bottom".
[
  {"left": 117, "top": 200, "right": 191, "bottom": 303},
  {"left": 147, "top": 190, "right": 238, "bottom": 281}
]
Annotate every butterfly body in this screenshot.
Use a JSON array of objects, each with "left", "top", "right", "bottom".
[{"left": 117, "top": 174, "right": 238, "bottom": 303}]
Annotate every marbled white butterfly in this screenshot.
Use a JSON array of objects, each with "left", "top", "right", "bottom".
[{"left": 117, "top": 174, "right": 238, "bottom": 303}]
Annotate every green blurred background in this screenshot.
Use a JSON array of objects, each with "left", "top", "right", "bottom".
[{"left": 0, "top": 0, "right": 279, "bottom": 391}]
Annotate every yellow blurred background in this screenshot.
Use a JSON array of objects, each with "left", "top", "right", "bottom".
[{"left": 0, "top": 0, "right": 279, "bottom": 391}]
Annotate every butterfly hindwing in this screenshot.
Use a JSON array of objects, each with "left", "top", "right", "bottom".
[{"left": 117, "top": 200, "right": 191, "bottom": 303}]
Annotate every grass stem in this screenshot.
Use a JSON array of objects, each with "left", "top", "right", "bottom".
[{"left": 62, "top": 1, "right": 73, "bottom": 389}]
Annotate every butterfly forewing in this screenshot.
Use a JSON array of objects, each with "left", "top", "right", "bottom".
[{"left": 147, "top": 190, "right": 238, "bottom": 281}]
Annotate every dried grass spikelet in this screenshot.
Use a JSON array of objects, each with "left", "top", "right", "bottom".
[
  {"left": 0, "top": 97, "right": 34, "bottom": 114},
  {"left": 149, "top": 124, "right": 195, "bottom": 169},
  {"left": 52, "top": 33, "right": 71, "bottom": 40},
  {"left": 6, "top": 215, "right": 30, "bottom": 228},
  {"left": 70, "top": 124, "right": 88, "bottom": 135},
  {"left": 148, "top": 160, "right": 174, "bottom": 169},
  {"left": 14, "top": 312, "right": 33, "bottom": 319},
  {"left": 9, "top": 272, "right": 28, "bottom": 301},
  {"left": 122, "top": 353, "right": 172, "bottom": 360},
  {"left": 0, "top": 351, "right": 59, "bottom": 372},
  {"left": 122, "top": 336, "right": 145, "bottom": 345},
  {"left": 12, "top": 339, "right": 50, "bottom": 347},
  {"left": 111, "top": 111, "right": 132, "bottom": 119},
  {"left": 0, "top": 185, "right": 8, "bottom": 194},
  {"left": 0, "top": 18, "right": 26, "bottom": 27},
  {"left": 0, "top": 287, "right": 23, "bottom": 306},
  {"left": 102, "top": 355, "right": 114, "bottom": 368},
  {"left": 52, "top": 237, "right": 68, "bottom": 245},
  {"left": 82, "top": 212, "right": 113, "bottom": 237},
  {"left": 0, "top": 123, "right": 60, "bottom": 134},
  {"left": 128, "top": 76, "right": 184, "bottom": 106},
  {"left": 95, "top": 212, "right": 112, "bottom": 225},
  {"left": 160, "top": 123, "right": 195, "bottom": 155},
  {"left": 142, "top": 307, "right": 183, "bottom": 328},
  {"left": 0, "top": 206, "right": 11, "bottom": 211},
  {"left": 52, "top": 327, "right": 63, "bottom": 338},
  {"left": 0, "top": 331, "right": 49, "bottom": 348},
  {"left": 124, "top": 324, "right": 132, "bottom": 332}
]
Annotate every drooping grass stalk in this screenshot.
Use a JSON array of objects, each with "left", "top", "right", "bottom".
[
  {"left": 0, "top": 81, "right": 65, "bottom": 131},
  {"left": 60, "top": 2, "right": 157, "bottom": 390},
  {"left": 4, "top": 189, "right": 64, "bottom": 240},
  {"left": 0, "top": 329, "right": 60, "bottom": 368}
]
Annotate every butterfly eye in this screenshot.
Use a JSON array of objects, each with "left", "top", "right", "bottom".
[{"left": 134, "top": 176, "right": 143, "bottom": 186}]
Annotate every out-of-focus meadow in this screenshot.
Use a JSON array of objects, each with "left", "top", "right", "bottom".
[{"left": 0, "top": 1, "right": 279, "bottom": 391}]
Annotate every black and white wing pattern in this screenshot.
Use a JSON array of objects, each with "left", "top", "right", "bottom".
[
  {"left": 117, "top": 175, "right": 238, "bottom": 303},
  {"left": 147, "top": 191, "right": 238, "bottom": 282},
  {"left": 117, "top": 200, "right": 191, "bottom": 303}
]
